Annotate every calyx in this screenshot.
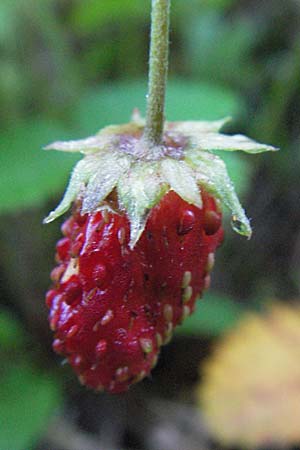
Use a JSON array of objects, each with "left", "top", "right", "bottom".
[{"left": 44, "top": 115, "right": 276, "bottom": 247}]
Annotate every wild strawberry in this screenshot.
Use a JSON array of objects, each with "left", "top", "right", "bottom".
[
  {"left": 44, "top": 116, "right": 276, "bottom": 392},
  {"left": 47, "top": 189, "right": 222, "bottom": 393}
]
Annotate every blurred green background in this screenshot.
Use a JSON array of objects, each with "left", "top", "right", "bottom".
[{"left": 1, "top": 0, "right": 300, "bottom": 449}]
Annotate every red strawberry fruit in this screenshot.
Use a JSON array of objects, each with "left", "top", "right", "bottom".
[
  {"left": 44, "top": 117, "right": 275, "bottom": 393},
  {"left": 46, "top": 189, "right": 223, "bottom": 393}
]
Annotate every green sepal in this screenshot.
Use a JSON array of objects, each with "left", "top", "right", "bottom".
[
  {"left": 44, "top": 116, "right": 277, "bottom": 243},
  {"left": 185, "top": 149, "right": 251, "bottom": 237},
  {"left": 44, "top": 155, "right": 98, "bottom": 223},
  {"left": 43, "top": 122, "right": 144, "bottom": 155},
  {"left": 190, "top": 132, "right": 277, "bottom": 154},
  {"left": 44, "top": 152, "right": 131, "bottom": 223},
  {"left": 117, "top": 162, "right": 168, "bottom": 247},
  {"left": 160, "top": 158, "right": 202, "bottom": 208},
  {"left": 168, "top": 118, "right": 277, "bottom": 154},
  {"left": 81, "top": 152, "right": 131, "bottom": 214},
  {"left": 44, "top": 134, "right": 116, "bottom": 154}
]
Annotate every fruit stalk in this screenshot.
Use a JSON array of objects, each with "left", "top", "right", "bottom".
[{"left": 143, "top": 0, "right": 171, "bottom": 147}]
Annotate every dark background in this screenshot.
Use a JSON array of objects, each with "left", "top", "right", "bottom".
[{"left": 1, "top": 0, "right": 300, "bottom": 449}]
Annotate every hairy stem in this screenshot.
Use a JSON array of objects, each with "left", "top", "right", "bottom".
[{"left": 143, "top": 0, "right": 171, "bottom": 147}]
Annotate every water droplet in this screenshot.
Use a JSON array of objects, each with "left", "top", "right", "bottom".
[{"left": 231, "top": 216, "right": 247, "bottom": 235}]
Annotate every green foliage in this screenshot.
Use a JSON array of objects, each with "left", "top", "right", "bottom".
[
  {"left": 71, "top": 0, "right": 148, "bottom": 32},
  {"left": 148, "top": 0, "right": 237, "bottom": 25},
  {"left": 0, "top": 0, "right": 20, "bottom": 45},
  {"left": 0, "top": 311, "right": 62, "bottom": 450},
  {"left": 199, "top": 0, "right": 236, "bottom": 8},
  {"left": 0, "top": 310, "right": 24, "bottom": 349},
  {"left": 184, "top": 11, "right": 259, "bottom": 87},
  {"left": 0, "top": 121, "right": 79, "bottom": 214},
  {"left": 75, "top": 79, "right": 243, "bottom": 133},
  {"left": 0, "top": 362, "right": 61, "bottom": 450},
  {"left": 176, "top": 291, "right": 244, "bottom": 336}
]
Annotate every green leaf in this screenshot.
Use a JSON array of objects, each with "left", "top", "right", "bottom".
[
  {"left": 185, "top": 12, "right": 259, "bottom": 87},
  {"left": 71, "top": 0, "right": 147, "bottom": 33},
  {"left": 0, "top": 362, "right": 62, "bottom": 450},
  {"left": 0, "top": 310, "right": 24, "bottom": 349},
  {"left": 0, "top": 0, "right": 21, "bottom": 45},
  {"left": 173, "top": 0, "right": 235, "bottom": 12},
  {"left": 176, "top": 291, "right": 244, "bottom": 336},
  {"left": 75, "top": 79, "right": 243, "bottom": 135},
  {"left": 0, "top": 120, "right": 80, "bottom": 214}
]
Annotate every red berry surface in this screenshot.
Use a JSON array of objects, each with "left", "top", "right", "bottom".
[{"left": 46, "top": 190, "right": 223, "bottom": 393}]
